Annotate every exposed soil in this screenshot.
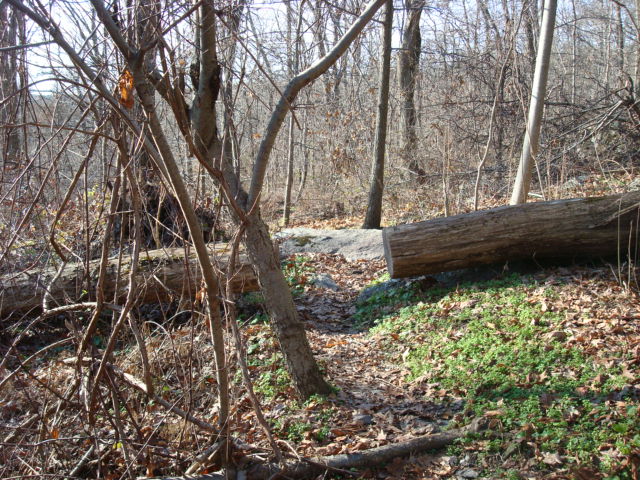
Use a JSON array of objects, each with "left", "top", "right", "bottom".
[{"left": 2, "top": 227, "right": 639, "bottom": 479}]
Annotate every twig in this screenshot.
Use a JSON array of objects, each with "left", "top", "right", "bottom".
[
  {"left": 185, "top": 442, "right": 224, "bottom": 476},
  {"left": 66, "top": 445, "right": 95, "bottom": 479},
  {"left": 225, "top": 227, "right": 284, "bottom": 464},
  {"left": 64, "top": 357, "right": 219, "bottom": 434}
]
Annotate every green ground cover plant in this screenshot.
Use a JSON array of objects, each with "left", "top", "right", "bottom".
[{"left": 361, "top": 273, "right": 640, "bottom": 476}]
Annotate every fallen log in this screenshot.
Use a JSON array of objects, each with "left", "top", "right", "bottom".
[
  {"left": 383, "top": 190, "right": 640, "bottom": 278},
  {"left": 0, "top": 244, "right": 259, "bottom": 318},
  {"left": 151, "top": 418, "right": 486, "bottom": 480}
]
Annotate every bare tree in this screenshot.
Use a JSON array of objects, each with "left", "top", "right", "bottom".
[
  {"left": 510, "top": 0, "right": 557, "bottom": 205},
  {"left": 0, "top": 3, "right": 24, "bottom": 172},
  {"left": 363, "top": 0, "right": 393, "bottom": 229},
  {"left": 398, "top": 0, "right": 426, "bottom": 182},
  {"left": 7, "top": 0, "right": 387, "bottom": 401},
  {"left": 282, "top": 0, "right": 304, "bottom": 227}
]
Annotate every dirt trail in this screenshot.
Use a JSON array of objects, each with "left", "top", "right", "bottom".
[{"left": 292, "top": 253, "right": 462, "bottom": 466}]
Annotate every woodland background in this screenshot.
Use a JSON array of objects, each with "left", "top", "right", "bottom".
[{"left": 1, "top": 0, "right": 640, "bottom": 478}]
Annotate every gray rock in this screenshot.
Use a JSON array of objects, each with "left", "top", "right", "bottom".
[
  {"left": 460, "top": 454, "right": 476, "bottom": 467},
  {"left": 443, "top": 455, "right": 459, "bottom": 466},
  {"left": 352, "top": 413, "right": 374, "bottom": 425},
  {"left": 276, "top": 228, "right": 384, "bottom": 261},
  {"left": 457, "top": 468, "right": 479, "bottom": 479},
  {"left": 311, "top": 273, "right": 340, "bottom": 291}
]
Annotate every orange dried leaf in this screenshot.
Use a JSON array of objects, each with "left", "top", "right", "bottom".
[
  {"left": 118, "top": 70, "right": 135, "bottom": 109},
  {"left": 195, "top": 287, "right": 206, "bottom": 304}
]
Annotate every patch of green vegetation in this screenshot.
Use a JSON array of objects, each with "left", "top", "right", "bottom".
[
  {"left": 248, "top": 312, "right": 269, "bottom": 325},
  {"left": 289, "top": 421, "right": 311, "bottom": 441},
  {"left": 271, "top": 397, "right": 337, "bottom": 443},
  {"left": 252, "top": 354, "right": 291, "bottom": 400},
  {"left": 282, "top": 255, "right": 314, "bottom": 296},
  {"left": 242, "top": 291, "right": 265, "bottom": 306},
  {"left": 371, "top": 273, "right": 640, "bottom": 475},
  {"left": 352, "top": 279, "right": 421, "bottom": 328},
  {"left": 369, "top": 271, "right": 391, "bottom": 286}
]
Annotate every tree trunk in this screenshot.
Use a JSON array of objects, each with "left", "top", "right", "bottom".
[
  {"left": 383, "top": 191, "right": 640, "bottom": 278},
  {"left": 510, "top": 0, "right": 557, "bottom": 205},
  {"left": 398, "top": 0, "right": 425, "bottom": 182},
  {"left": 363, "top": 0, "right": 393, "bottom": 229},
  {"left": 635, "top": 0, "right": 640, "bottom": 93},
  {"left": 243, "top": 214, "right": 332, "bottom": 398},
  {"left": 282, "top": 116, "right": 295, "bottom": 226},
  {"left": 282, "top": 0, "right": 298, "bottom": 227},
  {"left": 0, "top": 244, "right": 259, "bottom": 318},
  {"left": 0, "top": 4, "right": 22, "bottom": 172}
]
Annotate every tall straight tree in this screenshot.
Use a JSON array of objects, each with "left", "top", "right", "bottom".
[
  {"left": 363, "top": 0, "right": 393, "bottom": 229},
  {"left": 510, "top": 0, "right": 557, "bottom": 205},
  {"left": 0, "top": 4, "right": 23, "bottom": 172},
  {"left": 282, "top": 0, "right": 303, "bottom": 227},
  {"left": 398, "top": 0, "right": 425, "bottom": 182}
]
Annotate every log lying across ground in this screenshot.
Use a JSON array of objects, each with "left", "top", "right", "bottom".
[
  {"left": 0, "top": 244, "right": 259, "bottom": 318},
  {"left": 152, "top": 418, "right": 487, "bottom": 480},
  {"left": 383, "top": 190, "right": 640, "bottom": 278}
]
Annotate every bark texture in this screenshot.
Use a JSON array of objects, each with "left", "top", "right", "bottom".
[
  {"left": 398, "top": 0, "right": 425, "bottom": 181},
  {"left": 0, "top": 4, "right": 22, "bottom": 170},
  {"left": 0, "top": 245, "right": 258, "bottom": 318},
  {"left": 363, "top": 0, "right": 393, "bottom": 229},
  {"left": 510, "top": 0, "right": 557, "bottom": 204},
  {"left": 244, "top": 214, "right": 332, "bottom": 397},
  {"left": 383, "top": 191, "right": 640, "bottom": 278}
]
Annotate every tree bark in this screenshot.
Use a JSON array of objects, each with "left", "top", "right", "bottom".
[
  {"left": 243, "top": 214, "right": 332, "bottom": 398},
  {"left": 0, "top": 3, "right": 22, "bottom": 172},
  {"left": 383, "top": 191, "right": 640, "bottom": 278},
  {"left": 282, "top": 0, "right": 301, "bottom": 227},
  {"left": 282, "top": 116, "right": 295, "bottom": 226},
  {"left": 398, "top": 0, "right": 425, "bottom": 181},
  {"left": 510, "top": 0, "right": 557, "bottom": 205},
  {"left": 0, "top": 244, "right": 259, "bottom": 318},
  {"left": 363, "top": 0, "right": 393, "bottom": 229}
]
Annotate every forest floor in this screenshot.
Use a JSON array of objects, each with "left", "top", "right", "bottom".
[
  {"left": 2, "top": 214, "right": 640, "bottom": 479},
  {"left": 235, "top": 208, "right": 639, "bottom": 479},
  {"left": 257, "top": 249, "right": 639, "bottom": 480}
]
